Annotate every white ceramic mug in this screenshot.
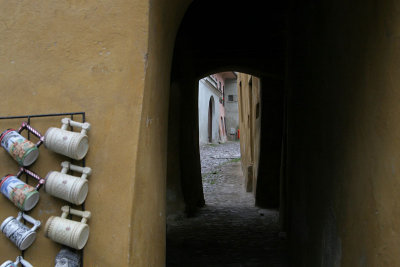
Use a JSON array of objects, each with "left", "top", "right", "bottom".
[
  {"left": 1, "top": 212, "right": 41, "bottom": 250},
  {"left": 44, "top": 118, "right": 91, "bottom": 160},
  {"left": 45, "top": 206, "right": 91, "bottom": 250},
  {"left": 45, "top": 161, "right": 92, "bottom": 205},
  {"left": 0, "top": 256, "right": 33, "bottom": 267}
]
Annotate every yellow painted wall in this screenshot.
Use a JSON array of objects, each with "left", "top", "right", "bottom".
[
  {"left": 0, "top": 0, "right": 190, "bottom": 265},
  {"left": 130, "top": 0, "right": 190, "bottom": 265}
]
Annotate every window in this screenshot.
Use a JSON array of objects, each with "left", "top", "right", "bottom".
[{"left": 228, "top": 95, "right": 237, "bottom": 102}]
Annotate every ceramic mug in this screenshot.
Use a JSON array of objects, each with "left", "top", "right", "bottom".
[
  {"left": 45, "top": 161, "right": 92, "bottom": 205},
  {"left": 55, "top": 247, "right": 81, "bottom": 267},
  {"left": 45, "top": 206, "right": 91, "bottom": 250},
  {"left": 0, "top": 122, "right": 44, "bottom": 166},
  {"left": 44, "top": 118, "right": 91, "bottom": 160},
  {"left": 1, "top": 212, "right": 41, "bottom": 250},
  {"left": 0, "top": 168, "right": 45, "bottom": 211},
  {"left": 0, "top": 256, "right": 33, "bottom": 267}
]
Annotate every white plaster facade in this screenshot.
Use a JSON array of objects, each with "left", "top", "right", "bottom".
[{"left": 198, "top": 76, "right": 222, "bottom": 144}]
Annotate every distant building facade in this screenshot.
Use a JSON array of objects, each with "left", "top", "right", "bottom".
[
  {"left": 198, "top": 75, "right": 221, "bottom": 144},
  {"left": 198, "top": 72, "right": 236, "bottom": 144},
  {"left": 224, "top": 75, "right": 239, "bottom": 141}
]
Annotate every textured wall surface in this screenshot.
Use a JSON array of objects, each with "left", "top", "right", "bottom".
[
  {"left": 0, "top": 0, "right": 190, "bottom": 265},
  {"left": 237, "top": 74, "right": 261, "bottom": 192},
  {"left": 287, "top": 1, "right": 400, "bottom": 266}
]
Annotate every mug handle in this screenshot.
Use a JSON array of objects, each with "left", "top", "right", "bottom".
[
  {"left": 16, "top": 167, "right": 45, "bottom": 190},
  {"left": 16, "top": 212, "right": 41, "bottom": 232},
  {"left": 10, "top": 256, "right": 21, "bottom": 266},
  {"left": 16, "top": 256, "right": 33, "bottom": 267},
  {"left": 17, "top": 122, "right": 44, "bottom": 148},
  {"left": 61, "top": 118, "right": 91, "bottom": 135},
  {"left": 61, "top": 206, "right": 91, "bottom": 224},
  {"left": 60, "top": 161, "right": 92, "bottom": 180}
]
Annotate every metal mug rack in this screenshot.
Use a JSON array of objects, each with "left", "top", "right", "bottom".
[{"left": 0, "top": 112, "right": 87, "bottom": 265}]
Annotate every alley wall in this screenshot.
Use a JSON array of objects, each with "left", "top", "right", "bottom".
[
  {"left": 237, "top": 74, "right": 261, "bottom": 193},
  {"left": 287, "top": 1, "right": 400, "bottom": 266},
  {"left": 198, "top": 78, "right": 221, "bottom": 144}
]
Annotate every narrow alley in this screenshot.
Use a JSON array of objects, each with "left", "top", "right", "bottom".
[{"left": 166, "top": 142, "right": 288, "bottom": 266}]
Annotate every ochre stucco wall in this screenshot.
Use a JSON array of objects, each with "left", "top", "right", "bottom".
[
  {"left": 237, "top": 74, "right": 261, "bottom": 193},
  {"left": 130, "top": 0, "right": 190, "bottom": 265},
  {"left": 0, "top": 0, "right": 190, "bottom": 265}
]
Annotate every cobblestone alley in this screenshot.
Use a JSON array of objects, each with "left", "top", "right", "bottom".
[{"left": 166, "top": 141, "right": 288, "bottom": 266}]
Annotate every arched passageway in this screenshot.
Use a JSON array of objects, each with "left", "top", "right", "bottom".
[
  {"left": 166, "top": 0, "right": 287, "bottom": 265},
  {"left": 166, "top": 0, "right": 285, "bottom": 216},
  {"left": 167, "top": 70, "right": 285, "bottom": 265},
  {"left": 166, "top": 0, "right": 400, "bottom": 266}
]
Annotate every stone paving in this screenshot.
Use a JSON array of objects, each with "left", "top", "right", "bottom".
[
  {"left": 166, "top": 141, "right": 288, "bottom": 267},
  {"left": 199, "top": 141, "right": 241, "bottom": 175}
]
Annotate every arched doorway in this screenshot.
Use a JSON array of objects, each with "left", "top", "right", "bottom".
[{"left": 208, "top": 96, "right": 214, "bottom": 143}]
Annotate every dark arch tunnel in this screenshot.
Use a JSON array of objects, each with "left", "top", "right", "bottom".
[
  {"left": 166, "top": 0, "right": 289, "bottom": 264},
  {"left": 166, "top": 0, "right": 394, "bottom": 266},
  {"left": 166, "top": 0, "right": 287, "bottom": 213}
]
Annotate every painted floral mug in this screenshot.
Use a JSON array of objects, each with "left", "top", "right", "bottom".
[
  {"left": 0, "top": 168, "right": 45, "bottom": 211},
  {"left": 0, "top": 122, "right": 44, "bottom": 166}
]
